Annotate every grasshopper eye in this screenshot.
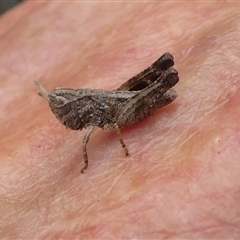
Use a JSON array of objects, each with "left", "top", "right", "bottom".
[{"left": 49, "top": 95, "right": 68, "bottom": 108}]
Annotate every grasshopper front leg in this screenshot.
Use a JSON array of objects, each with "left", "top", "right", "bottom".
[{"left": 81, "top": 125, "right": 95, "bottom": 173}]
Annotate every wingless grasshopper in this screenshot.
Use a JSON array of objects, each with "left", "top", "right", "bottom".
[{"left": 34, "top": 53, "right": 179, "bottom": 173}]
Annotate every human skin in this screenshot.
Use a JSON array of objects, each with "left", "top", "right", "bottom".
[{"left": 1, "top": 1, "right": 240, "bottom": 239}]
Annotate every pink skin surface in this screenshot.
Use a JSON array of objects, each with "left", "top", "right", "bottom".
[{"left": 1, "top": 1, "right": 240, "bottom": 239}]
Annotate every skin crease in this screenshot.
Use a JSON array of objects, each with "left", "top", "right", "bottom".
[{"left": 1, "top": 1, "right": 240, "bottom": 239}]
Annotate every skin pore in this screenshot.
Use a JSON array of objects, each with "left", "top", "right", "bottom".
[{"left": 1, "top": 1, "right": 240, "bottom": 238}]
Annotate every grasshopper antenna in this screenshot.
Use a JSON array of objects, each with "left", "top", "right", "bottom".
[{"left": 34, "top": 80, "right": 50, "bottom": 102}]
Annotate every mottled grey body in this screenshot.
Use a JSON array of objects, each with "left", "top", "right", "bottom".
[
  {"left": 34, "top": 53, "right": 179, "bottom": 173},
  {"left": 48, "top": 88, "right": 137, "bottom": 131}
]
